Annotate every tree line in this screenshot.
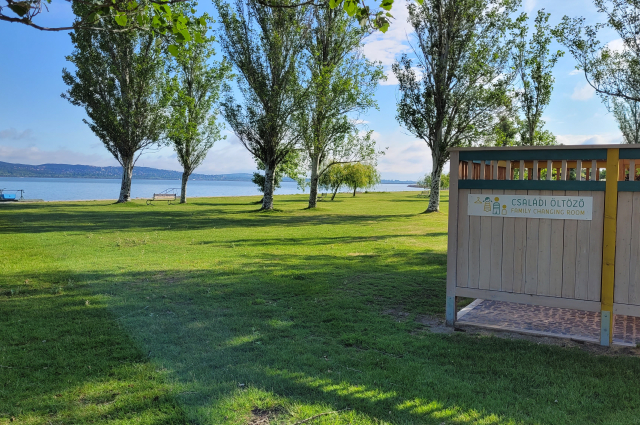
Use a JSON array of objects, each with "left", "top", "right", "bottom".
[
  {"left": 63, "top": 0, "right": 383, "bottom": 208},
  {"left": 16, "top": 0, "right": 640, "bottom": 211}
]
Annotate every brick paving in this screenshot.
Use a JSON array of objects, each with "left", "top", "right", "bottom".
[{"left": 457, "top": 299, "right": 640, "bottom": 346}]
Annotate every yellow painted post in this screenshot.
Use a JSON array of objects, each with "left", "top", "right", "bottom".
[{"left": 601, "top": 148, "right": 619, "bottom": 346}]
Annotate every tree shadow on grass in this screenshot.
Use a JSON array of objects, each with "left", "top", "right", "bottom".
[
  {"left": 5, "top": 249, "right": 640, "bottom": 424},
  {"left": 0, "top": 206, "right": 418, "bottom": 235},
  {"left": 0, "top": 282, "right": 189, "bottom": 424}
]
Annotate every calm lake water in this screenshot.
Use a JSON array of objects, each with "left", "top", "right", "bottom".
[{"left": 0, "top": 177, "right": 422, "bottom": 202}]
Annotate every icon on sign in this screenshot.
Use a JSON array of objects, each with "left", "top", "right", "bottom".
[
  {"left": 483, "top": 197, "right": 491, "bottom": 212},
  {"left": 501, "top": 205, "right": 507, "bottom": 215}
]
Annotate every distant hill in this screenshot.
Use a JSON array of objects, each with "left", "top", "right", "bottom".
[
  {"left": 0, "top": 161, "right": 416, "bottom": 184},
  {"left": 0, "top": 161, "right": 262, "bottom": 181}
]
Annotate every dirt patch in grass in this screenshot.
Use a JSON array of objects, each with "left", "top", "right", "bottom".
[{"left": 247, "top": 407, "right": 284, "bottom": 425}]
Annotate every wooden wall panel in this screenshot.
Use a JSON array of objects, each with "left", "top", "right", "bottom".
[
  {"left": 629, "top": 192, "right": 640, "bottom": 305},
  {"left": 525, "top": 192, "right": 540, "bottom": 295},
  {"left": 456, "top": 189, "right": 470, "bottom": 288},
  {"left": 588, "top": 191, "right": 604, "bottom": 301},
  {"left": 467, "top": 189, "right": 481, "bottom": 289},
  {"left": 453, "top": 188, "right": 605, "bottom": 302},
  {"left": 549, "top": 190, "right": 566, "bottom": 297},
  {"left": 478, "top": 190, "right": 493, "bottom": 290},
  {"left": 562, "top": 191, "right": 579, "bottom": 299},
  {"left": 501, "top": 190, "right": 516, "bottom": 292},
  {"left": 536, "top": 190, "right": 552, "bottom": 296},
  {"left": 512, "top": 190, "right": 528, "bottom": 293},
  {"left": 575, "top": 191, "right": 592, "bottom": 300},
  {"left": 490, "top": 190, "right": 504, "bottom": 290},
  {"left": 614, "top": 192, "right": 633, "bottom": 304}
]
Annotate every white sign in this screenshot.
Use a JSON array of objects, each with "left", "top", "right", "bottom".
[{"left": 468, "top": 194, "right": 593, "bottom": 220}]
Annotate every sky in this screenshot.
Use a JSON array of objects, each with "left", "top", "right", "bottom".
[{"left": 0, "top": 0, "right": 626, "bottom": 181}]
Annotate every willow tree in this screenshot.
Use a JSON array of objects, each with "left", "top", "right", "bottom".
[
  {"left": 392, "top": 0, "right": 516, "bottom": 213},
  {"left": 215, "top": 0, "right": 309, "bottom": 210},
  {"left": 62, "top": 16, "right": 167, "bottom": 203},
  {"left": 296, "top": 5, "right": 384, "bottom": 208},
  {"left": 166, "top": 17, "right": 231, "bottom": 204}
]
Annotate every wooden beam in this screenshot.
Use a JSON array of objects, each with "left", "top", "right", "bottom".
[
  {"left": 446, "top": 150, "right": 460, "bottom": 326},
  {"left": 577, "top": 160, "right": 582, "bottom": 181},
  {"left": 547, "top": 160, "right": 552, "bottom": 181},
  {"left": 520, "top": 160, "right": 525, "bottom": 180},
  {"left": 492, "top": 160, "right": 498, "bottom": 180},
  {"left": 601, "top": 148, "right": 619, "bottom": 346},
  {"left": 533, "top": 160, "right": 539, "bottom": 181},
  {"left": 561, "top": 160, "right": 568, "bottom": 181},
  {"left": 506, "top": 160, "right": 511, "bottom": 181}
]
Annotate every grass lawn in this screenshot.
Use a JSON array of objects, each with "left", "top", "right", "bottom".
[{"left": 2, "top": 191, "right": 640, "bottom": 424}]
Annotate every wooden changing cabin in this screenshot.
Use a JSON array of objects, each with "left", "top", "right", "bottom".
[{"left": 446, "top": 145, "right": 640, "bottom": 346}]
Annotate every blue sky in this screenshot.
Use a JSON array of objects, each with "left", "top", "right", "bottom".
[{"left": 0, "top": 0, "right": 625, "bottom": 180}]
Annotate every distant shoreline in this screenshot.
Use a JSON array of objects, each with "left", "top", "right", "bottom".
[{"left": 0, "top": 176, "right": 416, "bottom": 184}]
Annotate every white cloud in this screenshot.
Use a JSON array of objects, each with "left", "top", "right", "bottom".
[
  {"left": 523, "top": 0, "right": 537, "bottom": 13},
  {"left": 606, "top": 38, "right": 625, "bottom": 53},
  {"left": 373, "top": 129, "right": 431, "bottom": 179},
  {"left": 556, "top": 133, "right": 622, "bottom": 146},
  {"left": 571, "top": 83, "right": 595, "bottom": 101},
  {"left": 568, "top": 69, "right": 582, "bottom": 76},
  {"left": 363, "top": 1, "right": 414, "bottom": 86}
]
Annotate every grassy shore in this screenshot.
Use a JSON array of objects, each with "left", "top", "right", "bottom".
[{"left": 2, "top": 191, "right": 640, "bottom": 424}]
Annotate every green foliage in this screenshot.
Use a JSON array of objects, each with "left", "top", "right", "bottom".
[
  {"left": 215, "top": 0, "right": 309, "bottom": 210},
  {"left": 554, "top": 0, "right": 640, "bottom": 104},
  {"left": 612, "top": 96, "right": 640, "bottom": 144},
  {"left": 1, "top": 0, "right": 208, "bottom": 52},
  {"left": 392, "top": 0, "right": 517, "bottom": 212},
  {"left": 343, "top": 162, "right": 380, "bottom": 196},
  {"left": 512, "top": 9, "right": 562, "bottom": 146},
  {"left": 418, "top": 172, "right": 449, "bottom": 189},
  {"left": 252, "top": 151, "right": 305, "bottom": 194},
  {"left": 164, "top": 10, "right": 232, "bottom": 202},
  {"left": 319, "top": 163, "right": 348, "bottom": 199},
  {"left": 62, "top": 18, "right": 168, "bottom": 203},
  {"left": 295, "top": 4, "right": 384, "bottom": 207}
]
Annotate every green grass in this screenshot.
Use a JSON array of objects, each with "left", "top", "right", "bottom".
[{"left": 2, "top": 191, "right": 640, "bottom": 424}]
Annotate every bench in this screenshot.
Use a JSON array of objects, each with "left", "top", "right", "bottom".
[
  {"left": 417, "top": 190, "right": 430, "bottom": 198},
  {"left": 147, "top": 193, "right": 176, "bottom": 205}
]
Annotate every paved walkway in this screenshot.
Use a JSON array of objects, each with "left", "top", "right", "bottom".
[{"left": 457, "top": 299, "right": 640, "bottom": 346}]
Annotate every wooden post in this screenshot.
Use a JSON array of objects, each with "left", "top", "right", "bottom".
[
  {"left": 533, "top": 160, "right": 539, "bottom": 180},
  {"left": 631, "top": 159, "right": 635, "bottom": 181},
  {"left": 446, "top": 150, "right": 460, "bottom": 326},
  {"left": 561, "top": 160, "right": 568, "bottom": 181},
  {"left": 577, "top": 160, "right": 583, "bottom": 181},
  {"left": 520, "top": 160, "right": 525, "bottom": 180},
  {"left": 547, "top": 160, "right": 552, "bottom": 181},
  {"left": 506, "top": 160, "right": 512, "bottom": 180},
  {"left": 492, "top": 160, "right": 498, "bottom": 180},
  {"left": 601, "top": 148, "right": 619, "bottom": 346},
  {"left": 480, "top": 160, "right": 486, "bottom": 180},
  {"left": 592, "top": 160, "right": 598, "bottom": 181}
]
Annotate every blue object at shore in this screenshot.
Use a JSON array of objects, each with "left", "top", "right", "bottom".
[{"left": 1, "top": 194, "right": 16, "bottom": 200}]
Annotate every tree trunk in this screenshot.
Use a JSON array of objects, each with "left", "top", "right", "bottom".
[
  {"left": 180, "top": 171, "right": 190, "bottom": 204},
  {"left": 117, "top": 157, "right": 134, "bottom": 203},
  {"left": 262, "top": 162, "right": 276, "bottom": 210},
  {"left": 308, "top": 155, "right": 320, "bottom": 208},
  {"left": 331, "top": 185, "right": 339, "bottom": 200},
  {"left": 353, "top": 186, "right": 357, "bottom": 197},
  {"left": 426, "top": 153, "right": 444, "bottom": 213}
]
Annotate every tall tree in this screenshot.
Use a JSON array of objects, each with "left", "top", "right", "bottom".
[
  {"left": 296, "top": 5, "right": 384, "bottom": 208},
  {"left": 62, "top": 16, "right": 167, "bottom": 203},
  {"left": 613, "top": 96, "right": 640, "bottom": 144},
  {"left": 215, "top": 0, "right": 309, "bottom": 210},
  {"left": 166, "top": 15, "right": 231, "bottom": 204},
  {"left": 554, "top": 0, "right": 640, "bottom": 103},
  {"left": 392, "top": 0, "right": 516, "bottom": 213},
  {"left": 512, "top": 9, "right": 562, "bottom": 146}
]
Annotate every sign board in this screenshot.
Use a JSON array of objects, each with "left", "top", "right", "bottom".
[{"left": 468, "top": 194, "right": 593, "bottom": 220}]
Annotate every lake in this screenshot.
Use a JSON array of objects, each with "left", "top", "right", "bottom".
[{"left": 0, "top": 177, "right": 422, "bottom": 202}]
